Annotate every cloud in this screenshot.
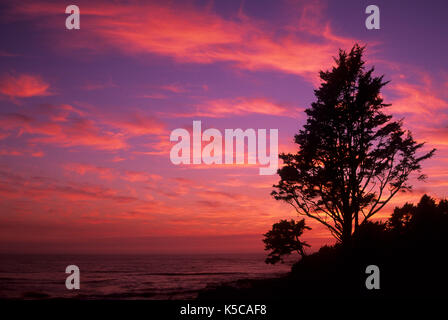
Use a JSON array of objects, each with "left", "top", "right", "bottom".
[
  {"left": 0, "top": 132, "right": 10, "bottom": 140},
  {"left": 389, "top": 81, "right": 448, "bottom": 119},
  {"left": 417, "top": 127, "right": 448, "bottom": 146},
  {"left": 0, "top": 168, "right": 138, "bottom": 203},
  {"left": 384, "top": 73, "right": 448, "bottom": 157},
  {"left": 0, "top": 104, "right": 168, "bottom": 151},
  {"left": 0, "top": 73, "right": 50, "bottom": 98},
  {"left": 139, "top": 93, "right": 167, "bottom": 100},
  {"left": 133, "top": 138, "right": 173, "bottom": 156},
  {"left": 0, "top": 107, "right": 127, "bottom": 150},
  {"left": 172, "top": 97, "right": 296, "bottom": 118},
  {"left": 8, "top": 1, "right": 358, "bottom": 82},
  {"left": 122, "top": 171, "right": 162, "bottom": 183},
  {"left": 31, "top": 117, "right": 127, "bottom": 150},
  {"left": 0, "top": 148, "right": 44, "bottom": 157},
  {"left": 160, "top": 84, "right": 188, "bottom": 93},
  {"left": 63, "top": 162, "right": 162, "bottom": 183},
  {"left": 63, "top": 163, "right": 115, "bottom": 180},
  {"left": 104, "top": 113, "right": 166, "bottom": 136}
]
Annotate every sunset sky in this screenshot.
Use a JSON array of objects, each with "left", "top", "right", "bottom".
[{"left": 1, "top": 0, "right": 447, "bottom": 254}]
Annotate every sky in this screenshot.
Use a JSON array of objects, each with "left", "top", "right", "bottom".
[{"left": 0, "top": 0, "right": 447, "bottom": 254}]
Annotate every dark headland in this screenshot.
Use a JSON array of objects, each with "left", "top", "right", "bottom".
[{"left": 198, "top": 195, "right": 448, "bottom": 299}]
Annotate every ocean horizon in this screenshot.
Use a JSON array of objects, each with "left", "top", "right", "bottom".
[{"left": 0, "top": 253, "right": 293, "bottom": 299}]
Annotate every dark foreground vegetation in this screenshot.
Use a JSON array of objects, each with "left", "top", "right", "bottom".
[{"left": 199, "top": 195, "right": 448, "bottom": 299}]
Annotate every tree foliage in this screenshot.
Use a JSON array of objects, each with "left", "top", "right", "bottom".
[
  {"left": 388, "top": 194, "right": 448, "bottom": 238},
  {"left": 263, "top": 219, "right": 310, "bottom": 264},
  {"left": 272, "top": 44, "right": 435, "bottom": 245}
]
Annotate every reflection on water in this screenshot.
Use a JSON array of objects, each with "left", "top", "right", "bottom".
[{"left": 0, "top": 254, "right": 292, "bottom": 299}]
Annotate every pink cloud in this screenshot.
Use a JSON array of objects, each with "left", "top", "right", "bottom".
[
  {"left": 389, "top": 81, "right": 448, "bottom": 118},
  {"left": 8, "top": 1, "right": 358, "bottom": 82},
  {"left": 139, "top": 93, "right": 167, "bottom": 100},
  {"left": 0, "top": 105, "right": 168, "bottom": 151},
  {"left": 0, "top": 73, "right": 50, "bottom": 98},
  {"left": 104, "top": 113, "right": 166, "bottom": 136},
  {"left": 0, "top": 148, "right": 44, "bottom": 157},
  {"left": 0, "top": 132, "right": 10, "bottom": 140},
  {"left": 122, "top": 171, "right": 162, "bottom": 183},
  {"left": 0, "top": 167, "right": 138, "bottom": 203},
  {"left": 160, "top": 84, "right": 188, "bottom": 93},
  {"left": 172, "top": 97, "right": 296, "bottom": 118},
  {"left": 63, "top": 163, "right": 116, "bottom": 180},
  {"left": 0, "top": 108, "right": 127, "bottom": 150},
  {"left": 29, "top": 117, "right": 128, "bottom": 150},
  {"left": 63, "top": 162, "right": 162, "bottom": 183},
  {"left": 417, "top": 127, "right": 448, "bottom": 146},
  {"left": 134, "top": 138, "right": 173, "bottom": 156}
]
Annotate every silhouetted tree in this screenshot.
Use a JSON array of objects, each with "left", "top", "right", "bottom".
[
  {"left": 387, "top": 202, "right": 415, "bottom": 233},
  {"left": 388, "top": 194, "right": 448, "bottom": 239},
  {"left": 263, "top": 219, "right": 310, "bottom": 264},
  {"left": 272, "top": 44, "right": 435, "bottom": 246},
  {"left": 202, "top": 194, "right": 448, "bottom": 299}
]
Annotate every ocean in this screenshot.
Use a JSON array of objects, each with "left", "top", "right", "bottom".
[{"left": 0, "top": 253, "right": 293, "bottom": 299}]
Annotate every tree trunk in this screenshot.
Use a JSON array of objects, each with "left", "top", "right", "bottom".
[{"left": 342, "top": 217, "right": 353, "bottom": 247}]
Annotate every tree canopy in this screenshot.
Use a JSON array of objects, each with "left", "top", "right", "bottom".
[
  {"left": 263, "top": 219, "right": 310, "bottom": 264},
  {"left": 272, "top": 44, "right": 435, "bottom": 245}
]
